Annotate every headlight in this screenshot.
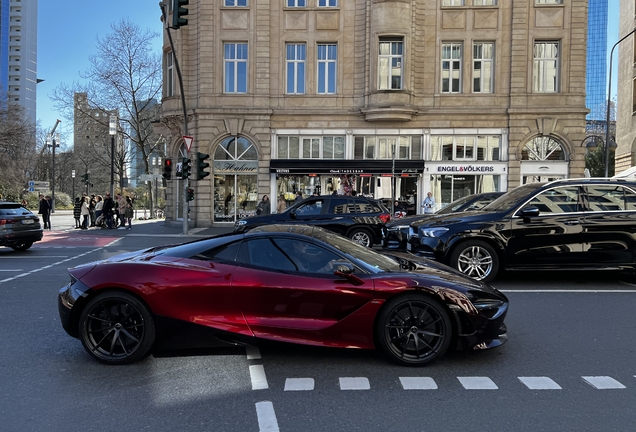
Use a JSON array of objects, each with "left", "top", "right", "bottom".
[
  {"left": 420, "top": 227, "right": 449, "bottom": 238},
  {"left": 236, "top": 220, "right": 247, "bottom": 226}
]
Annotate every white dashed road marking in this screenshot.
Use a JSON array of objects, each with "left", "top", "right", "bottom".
[
  {"left": 518, "top": 376, "right": 562, "bottom": 390},
  {"left": 339, "top": 377, "right": 370, "bottom": 390},
  {"left": 255, "top": 401, "right": 280, "bottom": 432},
  {"left": 284, "top": 378, "right": 315, "bottom": 391},
  {"left": 582, "top": 376, "right": 626, "bottom": 389},
  {"left": 250, "top": 365, "right": 269, "bottom": 390},
  {"left": 399, "top": 377, "right": 438, "bottom": 390},
  {"left": 458, "top": 376, "right": 498, "bottom": 390}
]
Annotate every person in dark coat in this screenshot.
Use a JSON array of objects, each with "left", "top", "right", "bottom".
[
  {"left": 72, "top": 197, "right": 82, "bottom": 229},
  {"left": 294, "top": 191, "right": 303, "bottom": 203},
  {"left": 102, "top": 193, "right": 115, "bottom": 229},
  {"left": 38, "top": 194, "right": 51, "bottom": 229},
  {"left": 256, "top": 195, "right": 271, "bottom": 215}
]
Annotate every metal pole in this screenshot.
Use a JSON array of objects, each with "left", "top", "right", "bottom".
[
  {"left": 605, "top": 28, "right": 636, "bottom": 178},
  {"left": 110, "top": 134, "right": 115, "bottom": 197},
  {"left": 72, "top": 170, "right": 75, "bottom": 201},
  {"left": 391, "top": 144, "right": 395, "bottom": 216},
  {"left": 51, "top": 135, "right": 56, "bottom": 213}
]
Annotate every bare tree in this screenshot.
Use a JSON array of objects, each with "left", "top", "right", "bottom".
[{"left": 51, "top": 19, "right": 163, "bottom": 211}]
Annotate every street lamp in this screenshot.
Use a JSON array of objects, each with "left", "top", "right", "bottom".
[
  {"left": 47, "top": 120, "right": 61, "bottom": 212},
  {"left": 109, "top": 114, "right": 117, "bottom": 197},
  {"left": 605, "top": 28, "right": 636, "bottom": 177},
  {"left": 71, "top": 170, "right": 76, "bottom": 201}
]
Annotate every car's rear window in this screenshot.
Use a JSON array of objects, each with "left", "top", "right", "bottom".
[
  {"left": 0, "top": 205, "right": 32, "bottom": 216},
  {"left": 331, "top": 199, "right": 382, "bottom": 214}
]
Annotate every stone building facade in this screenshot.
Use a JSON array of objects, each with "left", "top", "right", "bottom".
[
  {"left": 616, "top": 0, "right": 636, "bottom": 174},
  {"left": 159, "top": 0, "right": 588, "bottom": 227}
]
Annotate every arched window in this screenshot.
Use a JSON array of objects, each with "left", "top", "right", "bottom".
[
  {"left": 521, "top": 136, "right": 567, "bottom": 161},
  {"left": 214, "top": 136, "right": 258, "bottom": 161}
]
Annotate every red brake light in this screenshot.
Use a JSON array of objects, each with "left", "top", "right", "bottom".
[
  {"left": 379, "top": 213, "right": 391, "bottom": 223},
  {"left": 0, "top": 219, "right": 8, "bottom": 226}
]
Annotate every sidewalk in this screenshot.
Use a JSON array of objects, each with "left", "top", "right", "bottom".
[{"left": 48, "top": 210, "right": 234, "bottom": 238}]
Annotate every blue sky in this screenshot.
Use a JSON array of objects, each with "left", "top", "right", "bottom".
[
  {"left": 36, "top": 1, "right": 620, "bottom": 145},
  {"left": 36, "top": 0, "right": 163, "bottom": 144}
]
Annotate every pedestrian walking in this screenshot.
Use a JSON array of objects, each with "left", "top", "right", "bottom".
[
  {"left": 80, "top": 197, "right": 90, "bottom": 229},
  {"left": 94, "top": 195, "right": 103, "bottom": 222},
  {"left": 256, "top": 195, "right": 271, "bottom": 216},
  {"left": 422, "top": 192, "right": 436, "bottom": 214},
  {"left": 294, "top": 191, "right": 303, "bottom": 203},
  {"left": 89, "top": 195, "right": 97, "bottom": 227},
  {"left": 73, "top": 197, "right": 82, "bottom": 229},
  {"left": 38, "top": 194, "right": 51, "bottom": 229},
  {"left": 102, "top": 193, "right": 115, "bottom": 229},
  {"left": 276, "top": 194, "right": 286, "bottom": 213},
  {"left": 116, "top": 193, "right": 127, "bottom": 229},
  {"left": 125, "top": 196, "right": 134, "bottom": 230}
]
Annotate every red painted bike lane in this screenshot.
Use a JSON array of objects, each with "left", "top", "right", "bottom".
[{"left": 33, "top": 231, "right": 118, "bottom": 248}]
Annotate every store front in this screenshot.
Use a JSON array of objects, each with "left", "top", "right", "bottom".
[
  {"left": 213, "top": 137, "right": 258, "bottom": 223},
  {"left": 519, "top": 136, "right": 568, "bottom": 184}
]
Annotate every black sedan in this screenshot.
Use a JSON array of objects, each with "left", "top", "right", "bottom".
[
  {"left": 383, "top": 192, "right": 503, "bottom": 250},
  {"left": 59, "top": 224, "right": 508, "bottom": 366},
  {"left": 406, "top": 179, "right": 636, "bottom": 282},
  {"left": 0, "top": 202, "right": 43, "bottom": 251}
]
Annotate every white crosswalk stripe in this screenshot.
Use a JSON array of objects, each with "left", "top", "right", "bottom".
[
  {"left": 285, "top": 378, "right": 315, "bottom": 391},
  {"left": 339, "top": 377, "right": 370, "bottom": 390},
  {"left": 582, "top": 376, "right": 626, "bottom": 389},
  {"left": 399, "top": 377, "right": 438, "bottom": 390},
  {"left": 458, "top": 376, "right": 498, "bottom": 390},
  {"left": 518, "top": 376, "right": 562, "bottom": 390}
]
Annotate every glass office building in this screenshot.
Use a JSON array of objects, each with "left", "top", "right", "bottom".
[{"left": 586, "top": 0, "right": 608, "bottom": 120}]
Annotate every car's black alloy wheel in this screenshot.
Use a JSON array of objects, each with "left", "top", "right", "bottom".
[
  {"left": 10, "top": 242, "right": 33, "bottom": 251},
  {"left": 79, "top": 291, "right": 155, "bottom": 365},
  {"left": 376, "top": 294, "right": 452, "bottom": 366},
  {"left": 449, "top": 240, "right": 499, "bottom": 282},
  {"left": 348, "top": 228, "right": 372, "bottom": 247}
]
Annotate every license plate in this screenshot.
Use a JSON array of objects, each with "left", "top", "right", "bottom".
[
  {"left": 406, "top": 242, "right": 412, "bottom": 251},
  {"left": 21, "top": 219, "right": 34, "bottom": 225}
]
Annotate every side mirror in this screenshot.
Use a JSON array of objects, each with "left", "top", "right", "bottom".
[
  {"left": 289, "top": 209, "right": 297, "bottom": 219},
  {"left": 519, "top": 206, "right": 540, "bottom": 218},
  {"left": 333, "top": 262, "right": 364, "bottom": 285}
]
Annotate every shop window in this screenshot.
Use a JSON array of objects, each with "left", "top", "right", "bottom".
[{"left": 521, "top": 136, "right": 566, "bottom": 161}]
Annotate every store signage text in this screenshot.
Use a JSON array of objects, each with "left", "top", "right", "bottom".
[
  {"left": 437, "top": 166, "right": 495, "bottom": 173},
  {"left": 214, "top": 161, "right": 258, "bottom": 173}
]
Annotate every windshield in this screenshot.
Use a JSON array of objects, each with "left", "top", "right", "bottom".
[
  {"left": 314, "top": 231, "right": 400, "bottom": 272},
  {"left": 436, "top": 195, "right": 473, "bottom": 214},
  {"left": 482, "top": 184, "right": 543, "bottom": 212}
]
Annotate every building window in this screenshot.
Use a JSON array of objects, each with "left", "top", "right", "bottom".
[
  {"left": 378, "top": 39, "right": 403, "bottom": 90},
  {"left": 286, "top": 0, "right": 306, "bottom": 6},
  {"left": 322, "top": 137, "right": 345, "bottom": 159},
  {"left": 431, "top": 135, "right": 501, "bottom": 161},
  {"left": 535, "top": 0, "right": 562, "bottom": 4},
  {"left": 286, "top": 44, "right": 306, "bottom": 94},
  {"left": 533, "top": 41, "right": 559, "bottom": 93},
  {"left": 317, "top": 44, "right": 337, "bottom": 94},
  {"left": 442, "top": 0, "right": 464, "bottom": 5},
  {"left": 277, "top": 136, "right": 345, "bottom": 159},
  {"left": 224, "top": 43, "right": 248, "bottom": 93},
  {"left": 522, "top": 136, "right": 566, "bottom": 161},
  {"left": 363, "top": 137, "right": 412, "bottom": 159},
  {"left": 442, "top": 42, "right": 462, "bottom": 93},
  {"left": 474, "top": 0, "right": 496, "bottom": 4},
  {"left": 225, "top": 0, "right": 248, "bottom": 6},
  {"left": 473, "top": 42, "right": 494, "bottom": 93},
  {"left": 166, "top": 51, "right": 174, "bottom": 97},
  {"left": 318, "top": 0, "right": 337, "bottom": 6}
]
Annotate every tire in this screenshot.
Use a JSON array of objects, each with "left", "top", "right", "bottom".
[
  {"left": 348, "top": 228, "right": 373, "bottom": 247},
  {"left": 449, "top": 240, "right": 499, "bottom": 282},
  {"left": 79, "top": 291, "right": 155, "bottom": 365},
  {"left": 376, "top": 293, "right": 452, "bottom": 366},
  {"left": 10, "top": 242, "right": 33, "bottom": 251}
]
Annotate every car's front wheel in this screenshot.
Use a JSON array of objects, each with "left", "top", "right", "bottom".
[
  {"left": 79, "top": 291, "right": 155, "bottom": 365},
  {"left": 10, "top": 242, "right": 33, "bottom": 251},
  {"left": 348, "top": 228, "right": 373, "bottom": 247},
  {"left": 376, "top": 294, "right": 452, "bottom": 366},
  {"left": 449, "top": 240, "right": 499, "bottom": 282}
]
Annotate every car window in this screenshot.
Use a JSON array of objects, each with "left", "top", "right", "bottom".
[
  {"left": 296, "top": 200, "right": 323, "bottom": 216},
  {"left": 586, "top": 185, "right": 631, "bottom": 211},
  {"left": 0, "top": 206, "right": 32, "bottom": 216},
  {"left": 483, "top": 184, "right": 543, "bottom": 211},
  {"left": 193, "top": 241, "right": 241, "bottom": 262},
  {"left": 437, "top": 195, "right": 473, "bottom": 214},
  {"left": 273, "top": 238, "right": 343, "bottom": 274},
  {"left": 627, "top": 188, "right": 636, "bottom": 211},
  {"left": 523, "top": 186, "right": 581, "bottom": 214},
  {"left": 238, "top": 238, "right": 296, "bottom": 271}
]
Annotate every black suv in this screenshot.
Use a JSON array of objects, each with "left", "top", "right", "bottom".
[
  {"left": 0, "top": 202, "right": 43, "bottom": 251},
  {"left": 406, "top": 179, "right": 636, "bottom": 282},
  {"left": 233, "top": 195, "right": 390, "bottom": 246}
]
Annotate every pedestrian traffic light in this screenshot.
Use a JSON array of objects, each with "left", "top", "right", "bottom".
[
  {"left": 187, "top": 187, "right": 195, "bottom": 201},
  {"left": 82, "top": 173, "right": 90, "bottom": 184},
  {"left": 181, "top": 157, "right": 191, "bottom": 179},
  {"left": 172, "top": 0, "right": 188, "bottom": 29},
  {"left": 196, "top": 152, "right": 210, "bottom": 180},
  {"left": 163, "top": 158, "right": 173, "bottom": 180}
]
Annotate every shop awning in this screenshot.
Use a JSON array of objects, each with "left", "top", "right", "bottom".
[{"left": 270, "top": 159, "right": 425, "bottom": 176}]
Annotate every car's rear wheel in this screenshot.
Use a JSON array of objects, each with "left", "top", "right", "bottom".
[
  {"left": 10, "top": 242, "right": 33, "bottom": 251},
  {"left": 376, "top": 294, "right": 452, "bottom": 366},
  {"left": 449, "top": 240, "right": 499, "bottom": 282},
  {"left": 79, "top": 291, "right": 155, "bottom": 365},
  {"left": 348, "top": 228, "right": 373, "bottom": 247}
]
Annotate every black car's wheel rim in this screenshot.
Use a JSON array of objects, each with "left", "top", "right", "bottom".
[
  {"left": 384, "top": 300, "right": 447, "bottom": 363},
  {"left": 81, "top": 298, "right": 146, "bottom": 362},
  {"left": 350, "top": 231, "right": 371, "bottom": 246},
  {"left": 456, "top": 245, "right": 493, "bottom": 280}
]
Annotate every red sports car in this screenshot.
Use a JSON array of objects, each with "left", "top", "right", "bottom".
[{"left": 58, "top": 224, "right": 509, "bottom": 365}]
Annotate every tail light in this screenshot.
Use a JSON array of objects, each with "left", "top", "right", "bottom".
[
  {"left": 379, "top": 213, "right": 391, "bottom": 223},
  {"left": 0, "top": 219, "right": 8, "bottom": 226}
]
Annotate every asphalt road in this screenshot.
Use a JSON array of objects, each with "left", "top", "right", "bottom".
[{"left": 1, "top": 226, "right": 635, "bottom": 432}]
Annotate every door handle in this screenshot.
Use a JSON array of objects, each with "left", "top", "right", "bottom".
[{"left": 563, "top": 220, "right": 581, "bottom": 225}]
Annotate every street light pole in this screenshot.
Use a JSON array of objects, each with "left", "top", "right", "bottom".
[
  {"left": 605, "top": 28, "right": 636, "bottom": 177},
  {"left": 47, "top": 120, "right": 60, "bottom": 212},
  {"left": 72, "top": 170, "right": 75, "bottom": 201},
  {"left": 109, "top": 115, "right": 117, "bottom": 197}
]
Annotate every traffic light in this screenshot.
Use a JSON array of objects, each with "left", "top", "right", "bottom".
[
  {"left": 82, "top": 173, "right": 90, "bottom": 184},
  {"left": 172, "top": 0, "right": 188, "bottom": 29},
  {"left": 186, "top": 187, "right": 195, "bottom": 201},
  {"left": 181, "top": 157, "right": 191, "bottom": 179},
  {"left": 163, "top": 158, "right": 173, "bottom": 180},
  {"left": 196, "top": 152, "right": 210, "bottom": 180}
]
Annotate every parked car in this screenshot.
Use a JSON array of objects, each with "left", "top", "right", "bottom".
[
  {"left": 378, "top": 198, "right": 416, "bottom": 216},
  {"left": 233, "top": 195, "right": 391, "bottom": 246},
  {"left": 0, "top": 202, "right": 43, "bottom": 251},
  {"left": 406, "top": 178, "right": 636, "bottom": 282},
  {"left": 58, "top": 224, "right": 509, "bottom": 366},
  {"left": 383, "top": 192, "right": 504, "bottom": 250}
]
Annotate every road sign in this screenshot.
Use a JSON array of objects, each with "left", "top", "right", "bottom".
[{"left": 183, "top": 136, "right": 193, "bottom": 153}]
